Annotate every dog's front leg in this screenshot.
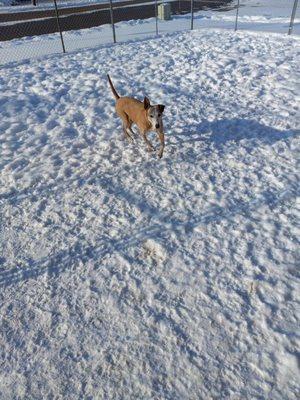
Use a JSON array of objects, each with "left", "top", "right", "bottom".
[
  {"left": 157, "top": 130, "right": 165, "bottom": 158},
  {"left": 142, "top": 131, "right": 154, "bottom": 152}
]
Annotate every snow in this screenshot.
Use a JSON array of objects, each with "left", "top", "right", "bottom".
[
  {"left": 1, "top": 27, "right": 299, "bottom": 398},
  {"left": 217, "top": 0, "right": 300, "bottom": 30}
]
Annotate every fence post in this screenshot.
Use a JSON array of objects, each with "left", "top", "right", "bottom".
[
  {"left": 234, "top": 0, "right": 240, "bottom": 31},
  {"left": 155, "top": 0, "right": 158, "bottom": 35},
  {"left": 288, "top": 0, "right": 298, "bottom": 35},
  {"left": 109, "top": 0, "right": 117, "bottom": 43},
  {"left": 191, "top": 0, "right": 194, "bottom": 30},
  {"left": 53, "top": 0, "right": 66, "bottom": 53}
]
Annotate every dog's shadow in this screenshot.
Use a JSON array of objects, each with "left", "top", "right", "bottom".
[{"left": 172, "top": 118, "right": 299, "bottom": 150}]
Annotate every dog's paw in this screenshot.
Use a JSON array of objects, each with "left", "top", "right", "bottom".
[{"left": 125, "top": 135, "right": 134, "bottom": 143}]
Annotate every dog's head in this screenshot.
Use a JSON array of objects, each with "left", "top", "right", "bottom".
[{"left": 144, "top": 97, "right": 165, "bottom": 131}]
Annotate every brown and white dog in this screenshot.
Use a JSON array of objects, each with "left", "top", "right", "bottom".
[{"left": 107, "top": 74, "right": 165, "bottom": 158}]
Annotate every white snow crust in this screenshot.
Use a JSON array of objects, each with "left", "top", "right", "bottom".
[{"left": 0, "top": 28, "right": 299, "bottom": 399}]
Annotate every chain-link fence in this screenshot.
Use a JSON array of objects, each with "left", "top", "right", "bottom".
[{"left": 0, "top": 0, "right": 299, "bottom": 66}]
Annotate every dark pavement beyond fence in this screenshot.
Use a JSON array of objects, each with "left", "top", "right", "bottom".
[{"left": 0, "top": 0, "right": 232, "bottom": 41}]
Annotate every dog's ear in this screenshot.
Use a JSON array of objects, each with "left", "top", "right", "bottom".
[
  {"left": 158, "top": 104, "right": 165, "bottom": 113},
  {"left": 144, "top": 97, "right": 151, "bottom": 110}
]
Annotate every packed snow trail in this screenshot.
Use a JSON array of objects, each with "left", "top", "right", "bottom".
[{"left": 0, "top": 29, "right": 299, "bottom": 399}]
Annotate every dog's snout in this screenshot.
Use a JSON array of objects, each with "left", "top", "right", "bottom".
[{"left": 155, "top": 123, "right": 160, "bottom": 129}]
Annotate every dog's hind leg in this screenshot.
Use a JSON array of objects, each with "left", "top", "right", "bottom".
[
  {"left": 128, "top": 119, "right": 135, "bottom": 135},
  {"left": 119, "top": 112, "right": 134, "bottom": 142},
  {"left": 123, "top": 124, "right": 134, "bottom": 142}
]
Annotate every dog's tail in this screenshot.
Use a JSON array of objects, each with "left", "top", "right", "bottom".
[{"left": 107, "top": 74, "right": 120, "bottom": 100}]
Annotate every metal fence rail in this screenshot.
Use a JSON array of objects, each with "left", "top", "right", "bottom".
[
  {"left": 288, "top": 0, "right": 299, "bottom": 35},
  {"left": 0, "top": 0, "right": 298, "bottom": 64}
]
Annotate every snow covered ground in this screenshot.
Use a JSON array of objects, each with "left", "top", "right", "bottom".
[
  {"left": 1, "top": 0, "right": 299, "bottom": 65},
  {"left": 0, "top": 27, "right": 299, "bottom": 398}
]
